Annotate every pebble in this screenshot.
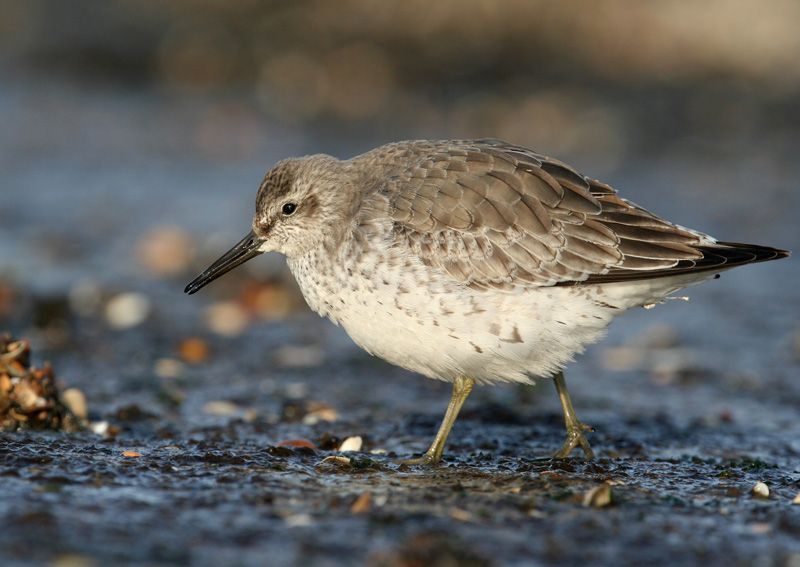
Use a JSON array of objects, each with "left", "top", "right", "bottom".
[
  {"left": 178, "top": 338, "right": 210, "bottom": 364},
  {"left": 319, "top": 455, "right": 351, "bottom": 466},
  {"left": 205, "top": 301, "right": 250, "bottom": 337},
  {"left": 90, "top": 421, "right": 110, "bottom": 436},
  {"left": 302, "top": 402, "right": 338, "bottom": 424},
  {"left": 105, "top": 293, "right": 151, "bottom": 329},
  {"left": 752, "top": 481, "right": 770, "bottom": 498},
  {"left": 136, "top": 226, "right": 194, "bottom": 277},
  {"left": 202, "top": 400, "right": 240, "bottom": 416},
  {"left": 154, "top": 358, "right": 185, "bottom": 378},
  {"left": 13, "top": 381, "right": 44, "bottom": 411},
  {"left": 449, "top": 508, "right": 473, "bottom": 522},
  {"left": 278, "top": 439, "right": 317, "bottom": 449},
  {"left": 338, "top": 436, "right": 363, "bottom": 452},
  {"left": 350, "top": 492, "right": 372, "bottom": 514},
  {"left": 61, "top": 388, "right": 87, "bottom": 419},
  {"left": 583, "top": 483, "right": 613, "bottom": 507},
  {"left": 793, "top": 492, "right": 800, "bottom": 505},
  {"left": 240, "top": 282, "right": 296, "bottom": 320}
]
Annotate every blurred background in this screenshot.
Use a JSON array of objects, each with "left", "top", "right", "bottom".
[
  {"left": 0, "top": 2, "right": 799, "bottom": 563},
  {"left": 1, "top": 0, "right": 799, "bottom": 428}
]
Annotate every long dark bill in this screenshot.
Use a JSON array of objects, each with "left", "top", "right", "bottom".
[{"left": 184, "top": 230, "right": 265, "bottom": 295}]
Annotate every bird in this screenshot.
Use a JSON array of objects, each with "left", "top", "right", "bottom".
[{"left": 185, "top": 139, "right": 789, "bottom": 465}]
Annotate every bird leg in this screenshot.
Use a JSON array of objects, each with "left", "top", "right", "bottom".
[
  {"left": 552, "top": 371, "right": 595, "bottom": 459},
  {"left": 401, "top": 375, "right": 475, "bottom": 466}
]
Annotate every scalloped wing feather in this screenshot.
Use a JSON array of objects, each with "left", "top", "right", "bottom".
[{"left": 379, "top": 140, "right": 717, "bottom": 289}]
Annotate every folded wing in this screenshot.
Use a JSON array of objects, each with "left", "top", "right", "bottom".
[{"left": 383, "top": 139, "right": 786, "bottom": 290}]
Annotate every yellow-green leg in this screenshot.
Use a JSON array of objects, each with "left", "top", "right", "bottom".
[
  {"left": 402, "top": 375, "right": 475, "bottom": 465},
  {"left": 552, "top": 371, "right": 595, "bottom": 459}
]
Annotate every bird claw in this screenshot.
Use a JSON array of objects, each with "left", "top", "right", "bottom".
[
  {"left": 397, "top": 452, "right": 441, "bottom": 466},
  {"left": 552, "top": 422, "right": 595, "bottom": 460}
]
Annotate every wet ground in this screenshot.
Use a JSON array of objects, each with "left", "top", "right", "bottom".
[{"left": 1, "top": 74, "right": 799, "bottom": 566}]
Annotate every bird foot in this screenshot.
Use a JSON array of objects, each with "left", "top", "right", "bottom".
[
  {"left": 552, "top": 422, "right": 595, "bottom": 460},
  {"left": 397, "top": 452, "right": 441, "bottom": 466}
]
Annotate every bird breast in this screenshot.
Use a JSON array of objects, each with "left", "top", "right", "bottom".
[{"left": 287, "top": 230, "right": 617, "bottom": 385}]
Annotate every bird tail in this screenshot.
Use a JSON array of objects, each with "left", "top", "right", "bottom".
[{"left": 697, "top": 241, "right": 790, "bottom": 270}]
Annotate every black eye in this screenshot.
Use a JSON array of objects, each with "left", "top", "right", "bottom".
[{"left": 281, "top": 202, "right": 297, "bottom": 216}]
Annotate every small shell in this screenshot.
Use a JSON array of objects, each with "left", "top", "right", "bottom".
[
  {"left": 752, "top": 481, "right": 769, "bottom": 498},
  {"left": 583, "top": 483, "right": 613, "bottom": 507},
  {"left": 350, "top": 492, "right": 371, "bottom": 514},
  {"left": 318, "top": 455, "right": 351, "bottom": 467},
  {"left": 338, "top": 436, "right": 363, "bottom": 452}
]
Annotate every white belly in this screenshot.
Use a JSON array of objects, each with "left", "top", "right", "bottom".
[{"left": 288, "top": 245, "right": 623, "bottom": 385}]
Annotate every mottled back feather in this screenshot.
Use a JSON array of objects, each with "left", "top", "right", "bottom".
[{"left": 363, "top": 139, "right": 787, "bottom": 290}]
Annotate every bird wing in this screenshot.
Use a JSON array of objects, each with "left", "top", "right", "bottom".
[{"left": 382, "top": 139, "right": 740, "bottom": 290}]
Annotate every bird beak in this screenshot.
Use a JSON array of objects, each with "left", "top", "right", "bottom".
[{"left": 184, "top": 230, "right": 265, "bottom": 295}]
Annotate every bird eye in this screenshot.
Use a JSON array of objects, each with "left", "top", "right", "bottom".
[{"left": 281, "top": 202, "right": 297, "bottom": 216}]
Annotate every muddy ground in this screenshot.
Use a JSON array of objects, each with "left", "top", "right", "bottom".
[{"left": 1, "top": 75, "right": 799, "bottom": 566}]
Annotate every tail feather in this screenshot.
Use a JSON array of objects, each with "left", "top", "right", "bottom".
[
  {"left": 578, "top": 241, "right": 789, "bottom": 285},
  {"left": 698, "top": 241, "right": 789, "bottom": 268}
]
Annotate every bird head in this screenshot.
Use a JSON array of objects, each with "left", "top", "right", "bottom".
[{"left": 184, "top": 154, "right": 352, "bottom": 295}]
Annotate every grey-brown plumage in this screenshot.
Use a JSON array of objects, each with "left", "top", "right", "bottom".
[
  {"left": 186, "top": 139, "right": 789, "bottom": 465},
  {"left": 369, "top": 139, "right": 784, "bottom": 289}
]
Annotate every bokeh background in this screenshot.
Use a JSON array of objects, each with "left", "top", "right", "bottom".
[{"left": 1, "top": 2, "right": 798, "bottom": 566}]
